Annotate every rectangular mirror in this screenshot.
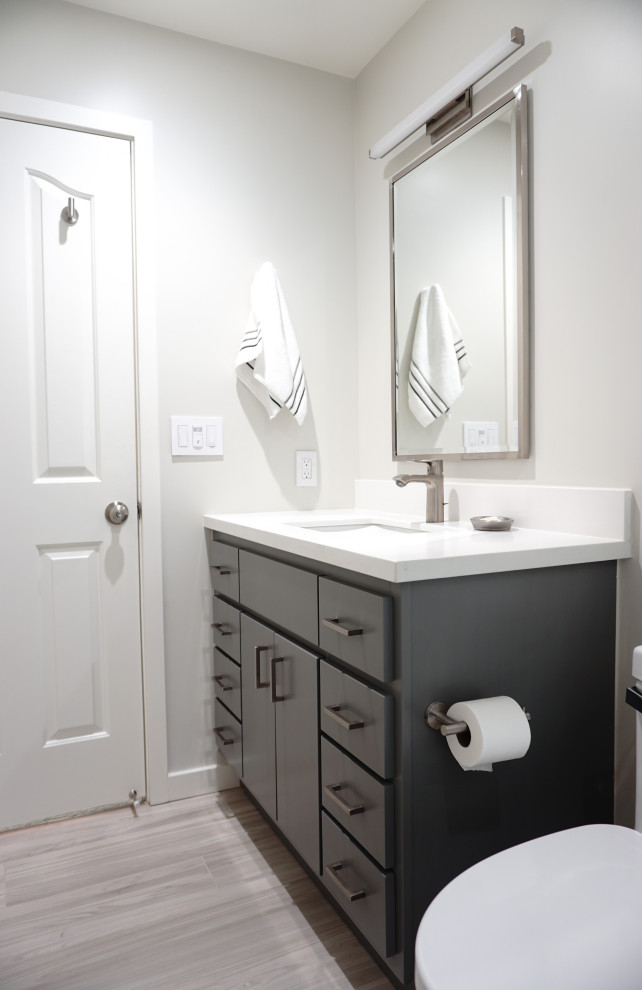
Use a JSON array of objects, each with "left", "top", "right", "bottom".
[{"left": 391, "top": 84, "right": 529, "bottom": 460}]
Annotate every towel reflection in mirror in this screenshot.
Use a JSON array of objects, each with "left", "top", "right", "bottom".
[{"left": 408, "top": 284, "right": 471, "bottom": 426}]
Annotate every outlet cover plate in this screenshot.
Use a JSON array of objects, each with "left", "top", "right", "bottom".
[{"left": 296, "top": 450, "right": 317, "bottom": 487}]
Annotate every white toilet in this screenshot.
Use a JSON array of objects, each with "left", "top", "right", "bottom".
[{"left": 414, "top": 647, "right": 642, "bottom": 990}]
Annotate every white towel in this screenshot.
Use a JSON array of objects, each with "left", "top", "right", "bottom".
[
  {"left": 408, "top": 284, "right": 471, "bottom": 427},
  {"left": 235, "top": 262, "right": 308, "bottom": 425}
]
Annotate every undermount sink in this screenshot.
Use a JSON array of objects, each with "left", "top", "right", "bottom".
[
  {"left": 285, "top": 517, "right": 466, "bottom": 537},
  {"left": 298, "top": 522, "right": 424, "bottom": 535}
]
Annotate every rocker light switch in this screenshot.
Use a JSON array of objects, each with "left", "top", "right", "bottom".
[{"left": 171, "top": 416, "right": 223, "bottom": 456}]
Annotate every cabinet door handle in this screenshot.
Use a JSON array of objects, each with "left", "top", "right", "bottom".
[
  {"left": 323, "top": 704, "right": 365, "bottom": 731},
  {"left": 322, "top": 617, "right": 363, "bottom": 637},
  {"left": 213, "top": 726, "right": 234, "bottom": 746},
  {"left": 270, "top": 656, "right": 284, "bottom": 703},
  {"left": 324, "top": 783, "right": 365, "bottom": 816},
  {"left": 325, "top": 862, "right": 365, "bottom": 902},
  {"left": 212, "top": 674, "right": 233, "bottom": 692},
  {"left": 255, "top": 645, "right": 270, "bottom": 689},
  {"left": 211, "top": 564, "right": 231, "bottom": 575},
  {"left": 211, "top": 622, "right": 232, "bottom": 636}
]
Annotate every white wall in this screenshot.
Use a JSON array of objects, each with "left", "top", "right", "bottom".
[
  {"left": 0, "top": 0, "right": 358, "bottom": 793},
  {"left": 356, "top": 0, "right": 642, "bottom": 823}
]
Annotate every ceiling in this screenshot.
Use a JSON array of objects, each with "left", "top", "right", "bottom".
[{"left": 65, "top": 0, "right": 426, "bottom": 78}]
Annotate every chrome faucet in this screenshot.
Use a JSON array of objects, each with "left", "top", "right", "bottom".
[{"left": 393, "top": 459, "right": 445, "bottom": 523}]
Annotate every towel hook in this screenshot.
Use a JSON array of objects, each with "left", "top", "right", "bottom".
[{"left": 61, "top": 197, "right": 79, "bottom": 226}]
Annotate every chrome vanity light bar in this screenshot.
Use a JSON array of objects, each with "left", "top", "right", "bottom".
[{"left": 368, "top": 27, "right": 525, "bottom": 160}]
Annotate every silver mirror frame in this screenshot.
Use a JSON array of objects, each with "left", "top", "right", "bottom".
[{"left": 390, "top": 84, "right": 530, "bottom": 461}]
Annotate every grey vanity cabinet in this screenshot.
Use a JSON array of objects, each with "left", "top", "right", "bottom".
[
  {"left": 208, "top": 528, "right": 618, "bottom": 988},
  {"left": 240, "top": 611, "right": 320, "bottom": 872}
]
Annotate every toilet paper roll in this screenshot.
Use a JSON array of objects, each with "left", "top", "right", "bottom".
[{"left": 446, "top": 696, "right": 531, "bottom": 772}]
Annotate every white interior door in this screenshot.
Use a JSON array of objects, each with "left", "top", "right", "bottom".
[{"left": 0, "top": 118, "right": 145, "bottom": 829}]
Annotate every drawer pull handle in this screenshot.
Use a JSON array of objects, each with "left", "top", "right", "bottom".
[
  {"left": 323, "top": 705, "right": 365, "bottom": 731},
  {"left": 212, "top": 565, "right": 231, "bottom": 575},
  {"left": 322, "top": 617, "right": 363, "bottom": 637},
  {"left": 324, "top": 783, "right": 365, "bottom": 817},
  {"left": 255, "top": 645, "right": 270, "bottom": 689},
  {"left": 213, "top": 726, "right": 234, "bottom": 746},
  {"left": 212, "top": 674, "right": 233, "bottom": 692},
  {"left": 270, "top": 656, "right": 285, "bottom": 703},
  {"left": 326, "top": 862, "right": 365, "bottom": 902},
  {"left": 211, "top": 622, "right": 232, "bottom": 636}
]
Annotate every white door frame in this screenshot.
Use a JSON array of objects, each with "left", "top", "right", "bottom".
[{"left": 0, "top": 90, "right": 169, "bottom": 805}]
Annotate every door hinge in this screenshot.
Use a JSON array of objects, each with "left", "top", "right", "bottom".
[{"left": 137, "top": 501, "right": 142, "bottom": 519}]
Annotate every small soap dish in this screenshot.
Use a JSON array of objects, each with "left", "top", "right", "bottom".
[{"left": 470, "top": 515, "right": 514, "bottom": 532}]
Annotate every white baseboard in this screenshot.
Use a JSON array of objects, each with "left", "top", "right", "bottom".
[{"left": 165, "top": 762, "right": 238, "bottom": 802}]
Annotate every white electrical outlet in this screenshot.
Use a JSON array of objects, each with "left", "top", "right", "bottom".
[{"left": 296, "top": 450, "right": 317, "bottom": 487}]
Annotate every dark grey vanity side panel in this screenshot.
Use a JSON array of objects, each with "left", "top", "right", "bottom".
[
  {"left": 274, "top": 633, "right": 320, "bottom": 873},
  {"left": 405, "top": 561, "right": 617, "bottom": 939},
  {"left": 239, "top": 549, "right": 318, "bottom": 645}
]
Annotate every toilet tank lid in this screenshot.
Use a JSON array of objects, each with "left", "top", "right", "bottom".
[{"left": 633, "top": 645, "right": 642, "bottom": 681}]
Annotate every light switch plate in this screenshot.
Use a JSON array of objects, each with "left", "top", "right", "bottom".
[
  {"left": 463, "top": 421, "right": 499, "bottom": 454},
  {"left": 171, "top": 416, "right": 223, "bottom": 456}
]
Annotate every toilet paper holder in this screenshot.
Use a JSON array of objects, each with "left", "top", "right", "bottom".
[{"left": 425, "top": 701, "right": 531, "bottom": 737}]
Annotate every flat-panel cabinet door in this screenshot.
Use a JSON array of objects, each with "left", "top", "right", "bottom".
[
  {"left": 240, "top": 613, "right": 276, "bottom": 820},
  {"left": 274, "top": 633, "right": 320, "bottom": 872}
]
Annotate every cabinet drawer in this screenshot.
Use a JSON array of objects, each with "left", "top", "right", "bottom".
[
  {"left": 208, "top": 538, "right": 240, "bottom": 601},
  {"left": 212, "top": 598, "right": 241, "bottom": 662},
  {"left": 213, "top": 698, "right": 242, "bottom": 778},
  {"left": 239, "top": 549, "right": 318, "bottom": 645},
  {"left": 213, "top": 649, "right": 242, "bottom": 721},
  {"left": 321, "top": 736, "right": 394, "bottom": 869},
  {"left": 319, "top": 577, "right": 393, "bottom": 681},
  {"left": 320, "top": 661, "right": 394, "bottom": 779},
  {"left": 321, "top": 811, "right": 395, "bottom": 959}
]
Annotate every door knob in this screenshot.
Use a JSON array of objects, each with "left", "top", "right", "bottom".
[{"left": 105, "top": 501, "right": 129, "bottom": 525}]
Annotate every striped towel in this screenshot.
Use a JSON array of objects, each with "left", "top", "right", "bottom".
[
  {"left": 235, "top": 262, "right": 307, "bottom": 425},
  {"left": 408, "top": 284, "right": 471, "bottom": 427}
]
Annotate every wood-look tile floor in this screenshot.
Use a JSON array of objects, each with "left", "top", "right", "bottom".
[{"left": 0, "top": 788, "right": 395, "bottom": 990}]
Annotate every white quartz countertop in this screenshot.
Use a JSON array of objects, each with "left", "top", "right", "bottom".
[{"left": 203, "top": 508, "right": 631, "bottom": 584}]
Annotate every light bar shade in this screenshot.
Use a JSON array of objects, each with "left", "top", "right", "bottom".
[{"left": 369, "top": 27, "right": 524, "bottom": 160}]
